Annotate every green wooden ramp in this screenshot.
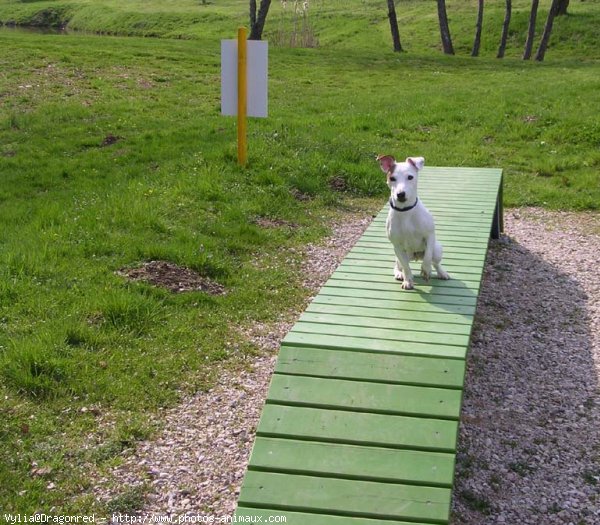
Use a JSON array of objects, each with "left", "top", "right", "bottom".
[{"left": 236, "top": 167, "right": 503, "bottom": 524}]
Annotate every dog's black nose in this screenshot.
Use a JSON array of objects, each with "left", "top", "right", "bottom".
[{"left": 397, "top": 191, "right": 406, "bottom": 201}]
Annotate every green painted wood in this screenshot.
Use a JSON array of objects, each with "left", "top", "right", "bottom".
[
  {"left": 366, "top": 222, "right": 491, "bottom": 234},
  {"left": 299, "top": 311, "right": 472, "bottom": 336},
  {"left": 338, "top": 261, "right": 484, "bottom": 281},
  {"left": 291, "top": 321, "right": 468, "bottom": 348},
  {"left": 349, "top": 247, "right": 487, "bottom": 264},
  {"left": 267, "top": 374, "right": 463, "bottom": 419},
  {"left": 305, "top": 303, "right": 473, "bottom": 327},
  {"left": 312, "top": 293, "right": 476, "bottom": 317},
  {"left": 235, "top": 508, "right": 436, "bottom": 525},
  {"left": 356, "top": 240, "right": 487, "bottom": 256},
  {"left": 376, "top": 216, "right": 494, "bottom": 226},
  {"left": 276, "top": 345, "right": 466, "bottom": 388},
  {"left": 325, "top": 279, "right": 477, "bottom": 298},
  {"left": 283, "top": 332, "right": 467, "bottom": 360},
  {"left": 417, "top": 188, "right": 500, "bottom": 196},
  {"left": 351, "top": 240, "right": 489, "bottom": 252},
  {"left": 236, "top": 167, "right": 503, "bottom": 525},
  {"left": 319, "top": 285, "right": 478, "bottom": 309},
  {"left": 360, "top": 231, "right": 489, "bottom": 244},
  {"left": 249, "top": 437, "right": 456, "bottom": 487},
  {"left": 357, "top": 241, "right": 488, "bottom": 253},
  {"left": 330, "top": 269, "right": 482, "bottom": 289},
  {"left": 338, "top": 256, "right": 483, "bottom": 269},
  {"left": 366, "top": 228, "right": 492, "bottom": 241},
  {"left": 344, "top": 251, "right": 485, "bottom": 267},
  {"left": 257, "top": 405, "right": 459, "bottom": 452},
  {"left": 238, "top": 471, "right": 452, "bottom": 523}
]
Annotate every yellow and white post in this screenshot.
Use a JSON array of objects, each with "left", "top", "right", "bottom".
[
  {"left": 237, "top": 27, "right": 248, "bottom": 167},
  {"left": 221, "top": 28, "right": 266, "bottom": 164}
]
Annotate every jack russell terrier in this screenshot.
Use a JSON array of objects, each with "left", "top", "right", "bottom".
[{"left": 377, "top": 155, "right": 450, "bottom": 290}]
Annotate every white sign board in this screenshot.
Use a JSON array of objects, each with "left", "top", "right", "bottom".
[{"left": 221, "top": 39, "right": 268, "bottom": 118}]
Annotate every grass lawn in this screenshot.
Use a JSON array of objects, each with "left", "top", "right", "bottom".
[{"left": 0, "top": 0, "right": 599, "bottom": 516}]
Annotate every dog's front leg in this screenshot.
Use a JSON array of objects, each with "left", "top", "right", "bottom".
[
  {"left": 393, "top": 247, "right": 414, "bottom": 290},
  {"left": 421, "top": 233, "right": 435, "bottom": 281}
]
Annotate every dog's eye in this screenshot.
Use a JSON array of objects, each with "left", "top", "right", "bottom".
[
  {"left": 389, "top": 176, "right": 396, "bottom": 182},
  {"left": 408, "top": 175, "right": 414, "bottom": 180}
]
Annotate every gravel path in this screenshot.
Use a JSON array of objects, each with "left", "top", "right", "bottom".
[
  {"left": 453, "top": 208, "right": 600, "bottom": 525},
  {"left": 101, "top": 208, "right": 599, "bottom": 524}
]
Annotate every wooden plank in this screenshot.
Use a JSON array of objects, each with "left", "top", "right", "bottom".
[
  {"left": 305, "top": 303, "right": 473, "bottom": 327},
  {"left": 370, "top": 221, "right": 492, "bottom": 232},
  {"left": 358, "top": 236, "right": 490, "bottom": 249},
  {"left": 344, "top": 251, "right": 485, "bottom": 267},
  {"left": 291, "top": 321, "right": 469, "bottom": 348},
  {"left": 311, "top": 294, "right": 476, "bottom": 318},
  {"left": 418, "top": 187, "right": 500, "bottom": 195},
  {"left": 276, "top": 345, "right": 466, "bottom": 388},
  {"left": 249, "top": 437, "right": 456, "bottom": 487},
  {"left": 283, "top": 332, "right": 467, "bottom": 360},
  {"left": 361, "top": 229, "right": 489, "bottom": 241},
  {"left": 238, "top": 471, "right": 452, "bottom": 523},
  {"left": 330, "top": 269, "right": 482, "bottom": 289},
  {"left": 372, "top": 211, "right": 495, "bottom": 221},
  {"left": 257, "top": 405, "right": 459, "bottom": 452},
  {"left": 338, "top": 258, "right": 483, "bottom": 271},
  {"left": 325, "top": 278, "right": 478, "bottom": 298},
  {"left": 235, "top": 508, "right": 436, "bottom": 525},
  {"left": 319, "top": 286, "right": 478, "bottom": 308},
  {"left": 362, "top": 224, "right": 488, "bottom": 233},
  {"left": 421, "top": 166, "right": 502, "bottom": 174},
  {"left": 299, "top": 311, "right": 472, "bottom": 336},
  {"left": 267, "top": 374, "right": 463, "bottom": 419},
  {"left": 349, "top": 246, "right": 487, "bottom": 263},
  {"left": 338, "top": 261, "right": 484, "bottom": 281},
  {"left": 371, "top": 219, "right": 491, "bottom": 235},
  {"left": 356, "top": 240, "right": 487, "bottom": 255}
]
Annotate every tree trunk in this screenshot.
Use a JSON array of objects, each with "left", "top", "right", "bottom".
[
  {"left": 471, "top": 0, "right": 484, "bottom": 57},
  {"left": 523, "top": 0, "right": 539, "bottom": 60},
  {"left": 250, "top": 0, "right": 257, "bottom": 28},
  {"left": 249, "top": 0, "right": 272, "bottom": 40},
  {"left": 557, "top": 0, "right": 570, "bottom": 16},
  {"left": 436, "top": 0, "right": 455, "bottom": 55},
  {"left": 497, "top": 0, "right": 511, "bottom": 58},
  {"left": 535, "top": 0, "right": 560, "bottom": 61},
  {"left": 386, "top": 0, "right": 403, "bottom": 52}
]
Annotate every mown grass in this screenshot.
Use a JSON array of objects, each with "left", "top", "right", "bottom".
[{"left": 0, "top": 0, "right": 599, "bottom": 516}]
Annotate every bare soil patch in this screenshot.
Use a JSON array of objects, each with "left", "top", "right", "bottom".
[
  {"left": 252, "top": 216, "right": 298, "bottom": 229},
  {"left": 118, "top": 260, "right": 226, "bottom": 295},
  {"left": 100, "top": 133, "right": 123, "bottom": 148}
]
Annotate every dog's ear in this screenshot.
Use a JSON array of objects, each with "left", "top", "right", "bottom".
[
  {"left": 406, "top": 157, "right": 425, "bottom": 171},
  {"left": 377, "top": 155, "right": 396, "bottom": 174}
]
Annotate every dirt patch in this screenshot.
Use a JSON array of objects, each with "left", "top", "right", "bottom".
[
  {"left": 100, "top": 133, "right": 123, "bottom": 148},
  {"left": 328, "top": 175, "right": 348, "bottom": 192},
  {"left": 289, "top": 188, "right": 312, "bottom": 202},
  {"left": 118, "top": 261, "right": 226, "bottom": 295},
  {"left": 253, "top": 217, "right": 298, "bottom": 229}
]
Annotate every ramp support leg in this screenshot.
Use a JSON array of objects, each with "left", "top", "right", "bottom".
[{"left": 491, "top": 174, "right": 504, "bottom": 239}]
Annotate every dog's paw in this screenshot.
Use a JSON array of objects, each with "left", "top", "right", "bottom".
[
  {"left": 394, "top": 268, "right": 404, "bottom": 281},
  {"left": 437, "top": 270, "right": 450, "bottom": 280},
  {"left": 401, "top": 280, "right": 414, "bottom": 290},
  {"left": 420, "top": 267, "right": 431, "bottom": 281}
]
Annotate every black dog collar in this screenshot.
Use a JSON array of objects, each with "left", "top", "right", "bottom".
[{"left": 389, "top": 197, "right": 419, "bottom": 212}]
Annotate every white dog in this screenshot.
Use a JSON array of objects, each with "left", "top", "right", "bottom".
[{"left": 377, "top": 155, "right": 450, "bottom": 290}]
